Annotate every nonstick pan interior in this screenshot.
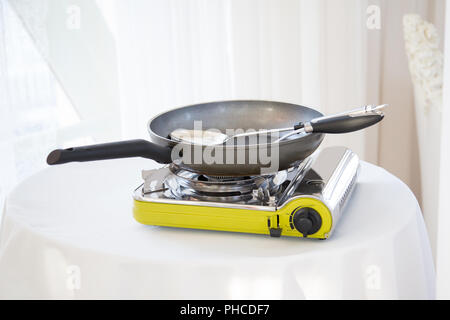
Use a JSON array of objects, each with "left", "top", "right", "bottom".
[{"left": 148, "top": 100, "right": 323, "bottom": 146}]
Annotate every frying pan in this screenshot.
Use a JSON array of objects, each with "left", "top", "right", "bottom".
[{"left": 47, "top": 100, "right": 384, "bottom": 176}]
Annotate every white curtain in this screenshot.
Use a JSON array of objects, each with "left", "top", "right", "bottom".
[
  {"left": 94, "top": 0, "right": 443, "bottom": 181},
  {"left": 95, "top": 0, "right": 386, "bottom": 165},
  {"left": 0, "top": 0, "right": 79, "bottom": 213},
  {"left": 0, "top": 0, "right": 121, "bottom": 212}
]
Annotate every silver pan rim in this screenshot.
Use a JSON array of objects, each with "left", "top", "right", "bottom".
[{"left": 146, "top": 99, "right": 321, "bottom": 148}]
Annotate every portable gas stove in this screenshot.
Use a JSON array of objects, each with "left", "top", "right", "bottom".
[{"left": 133, "top": 146, "right": 359, "bottom": 239}]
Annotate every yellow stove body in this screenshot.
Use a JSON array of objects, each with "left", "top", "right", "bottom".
[
  {"left": 133, "top": 197, "right": 333, "bottom": 239},
  {"left": 133, "top": 147, "right": 360, "bottom": 239}
]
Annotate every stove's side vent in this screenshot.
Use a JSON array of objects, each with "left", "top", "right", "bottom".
[{"left": 338, "top": 168, "right": 358, "bottom": 212}]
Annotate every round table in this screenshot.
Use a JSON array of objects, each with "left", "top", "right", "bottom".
[{"left": 0, "top": 158, "right": 435, "bottom": 299}]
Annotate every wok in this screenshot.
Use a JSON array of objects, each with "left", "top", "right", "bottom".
[{"left": 47, "top": 100, "right": 384, "bottom": 176}]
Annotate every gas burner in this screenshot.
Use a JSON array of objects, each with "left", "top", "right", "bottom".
[{"left": 163, "top": 164, "right": 284, "bottom": 203}]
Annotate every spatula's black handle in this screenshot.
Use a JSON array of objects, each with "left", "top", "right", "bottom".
[
  {"left": 294, "top": 113, "right": 384, "bottom": 134},
  {"left": 47, "top": 139, "right": 173, "bottom": 165},
  {"left": 294, "top": 105, "right": 387, "bottom": 134},
  {"left": 309, "top": 114, "right": 384, "bottom": 133}
]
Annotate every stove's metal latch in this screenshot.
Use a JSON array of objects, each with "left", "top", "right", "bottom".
[{"left": 267, "top": 215, "right": 282, "bottom": 237}]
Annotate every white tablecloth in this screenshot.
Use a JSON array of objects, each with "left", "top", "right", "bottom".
[{"left": 0, "top": 158, "right": 435, "bottom": 299}]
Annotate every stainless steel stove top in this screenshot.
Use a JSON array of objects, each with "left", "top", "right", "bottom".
[{"left": 134, "top": 146, "right": 359, "bottom": 213}]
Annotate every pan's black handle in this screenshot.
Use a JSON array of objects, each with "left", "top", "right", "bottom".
[
  {"left": 306, "top": 114, "right": 384, "bottom": 134},
  {"left": 47, "top": 139, "right": 173, "bottom": 165}
]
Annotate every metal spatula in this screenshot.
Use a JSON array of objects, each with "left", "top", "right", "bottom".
[{"left": 170, "top": 104, "right": 387, "bottom": 145}]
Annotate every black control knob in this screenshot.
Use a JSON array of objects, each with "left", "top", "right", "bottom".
[{"left": 292, "top": 207, "right": 322, "bottom": 236}]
